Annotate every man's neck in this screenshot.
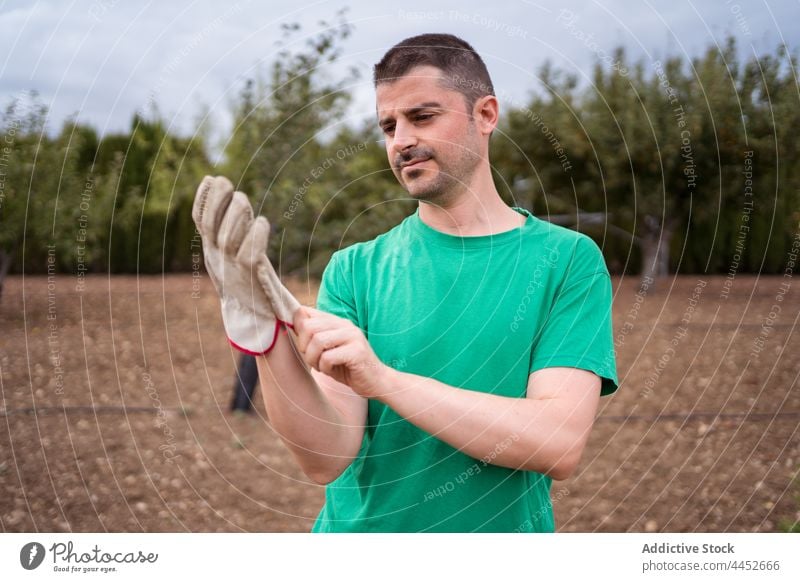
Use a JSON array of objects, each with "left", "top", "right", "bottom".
[{"left": 417, "top": 173, "right": 526, "bottom": 237}]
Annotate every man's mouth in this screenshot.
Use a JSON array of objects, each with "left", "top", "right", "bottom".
[{"left": 400, "top": 158, "right": 430, "bottom": 170}]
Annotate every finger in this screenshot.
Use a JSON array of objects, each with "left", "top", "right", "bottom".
[
  {"left": 218, "top": 191, "right": 253, "bottom": 255},
  {"left": 237, "top": 215, "right": 270, "bottom": 269},
  {"left": 292, "top": 306, "right": 311, "bottom": 334},
  {"left": 301, "top": 327, "right": 339, "bottom": 365},
  {"left": 317, "top": 344, "right": 353, "bottom": 377},
  {"left": 294, "top": 312, "right": 344, "bottom": 353},
  {"left": 302, "top": 306, "right": 336, "bottom": 319},
  {"left": 191, "top": 175, "right": 214, "bottom": 235},
  {"left": 293, "top": 308, "right": 315, "bottom": 353},
  {"left": 299, "top": 307, "right": 353, "bottom": 328},
  {"left": 302, "top": 328, "right": 349, "bottom": 370},
  {"left": 200, "top": 176, "right": 235, "bottom": 246}
]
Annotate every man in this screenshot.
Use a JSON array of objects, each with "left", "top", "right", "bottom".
[{"left": 193, "top": 33, "right": 618, "bottom": 532}]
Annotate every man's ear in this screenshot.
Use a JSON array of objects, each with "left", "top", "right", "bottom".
[{"left": 473, "top": 94, "right": 499, "bottom": 136}]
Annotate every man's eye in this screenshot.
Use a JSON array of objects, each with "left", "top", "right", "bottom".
[
  {"left": 383, "top": 125, "right": 395, "bottom": 135},
  {"left": 415, "top": 114, "right": 433, "bottom": 122}
]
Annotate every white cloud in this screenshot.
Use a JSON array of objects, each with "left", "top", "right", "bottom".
[{"left": 0, "top": 0, "right": 796, "bottom": 138}]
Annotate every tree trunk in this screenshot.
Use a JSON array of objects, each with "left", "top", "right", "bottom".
[
  {"left": 639, "top": 215, "right": 674, "bottom": 287},
  {"left": 0, "top": 248, "right": 13, "bottom": 301}
]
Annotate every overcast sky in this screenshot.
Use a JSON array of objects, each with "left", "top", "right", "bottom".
[{"left": 1, "top": 0, "right": 798, "bottom": 139}]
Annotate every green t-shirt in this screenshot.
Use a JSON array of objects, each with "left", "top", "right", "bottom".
[{"left": 311, "top": 206, "right": 618, "bottom": 532}]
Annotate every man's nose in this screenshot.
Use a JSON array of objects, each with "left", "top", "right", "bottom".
[{"left": 392, "top": 120, "right": 417, "bottom": 153}]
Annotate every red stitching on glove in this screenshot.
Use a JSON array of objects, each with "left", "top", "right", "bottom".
[{"left": 227, "top": 319, "right": 285, "bottom": 355}]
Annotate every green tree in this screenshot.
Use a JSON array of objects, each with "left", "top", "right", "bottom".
[
  {"left": 219, "top": 10, "right": 370, "bottom": 276},
  {"left": 494, "top": 39, "right": 799, "bottom": 282},
  {"left": 0, "top": 95, "right": 99, "bottom": 296},
  {"left": 101, "top": 112, "right": 210, "bottom": 273}
]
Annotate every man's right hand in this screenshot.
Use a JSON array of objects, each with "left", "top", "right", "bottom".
[{"left": 192, "top": 175, "right": 300, "bottom": 354}]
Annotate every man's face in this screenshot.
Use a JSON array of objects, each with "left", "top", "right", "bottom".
[{"left": 376, "top": 66, "right": 483, "bottom": 203}]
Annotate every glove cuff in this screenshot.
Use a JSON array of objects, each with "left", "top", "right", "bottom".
[{"left": 227, "top": 319, "right": 293, "bottom": 356}]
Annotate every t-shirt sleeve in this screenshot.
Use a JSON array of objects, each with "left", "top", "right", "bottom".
[
  {"left": 316, "top": 250, "right": 364, "bottom": 332},
  {"left": 529, "top": 238, "right": 619, "bottom": 396}
]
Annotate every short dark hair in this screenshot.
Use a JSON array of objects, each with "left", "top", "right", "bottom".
[{"left": 373, "top": 33, "right": 495, "bottom": 109}]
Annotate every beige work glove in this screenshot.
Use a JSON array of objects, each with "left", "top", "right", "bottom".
[{"left": 192, "top": 175, "right": 301, "bottom": 354}]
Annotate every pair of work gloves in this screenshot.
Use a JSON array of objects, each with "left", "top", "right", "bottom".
[{"left": 192, "top": 176, "right": 301, "bottom": 354}]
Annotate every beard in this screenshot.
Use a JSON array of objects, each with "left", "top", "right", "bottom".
[{"left": 392, "top": 128, "right": 482, "bottom": 205}]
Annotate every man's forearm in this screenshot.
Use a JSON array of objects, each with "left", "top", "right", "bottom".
[
  {"left": 256, "top": 329, "right": 362, "bottom": 483},
  {"left": 376, "top": 369, "right": 593, "bottom": 479}
]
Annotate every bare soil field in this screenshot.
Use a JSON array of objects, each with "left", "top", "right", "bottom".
[{"left": 1, "top": 273, "right": 798, "bottom": 532}]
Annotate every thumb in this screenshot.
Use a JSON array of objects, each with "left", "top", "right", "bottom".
[{"left": 293, "top": 306, "right": 312, "bottom": 328}]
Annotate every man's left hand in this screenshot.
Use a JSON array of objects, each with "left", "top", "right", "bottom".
[{"left": 293, "top": 307, "right": 393, "bottom": 399}]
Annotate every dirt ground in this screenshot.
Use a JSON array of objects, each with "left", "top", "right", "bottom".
[{"left": 1, "top": 273, "right": 798, "bottom": 532}]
